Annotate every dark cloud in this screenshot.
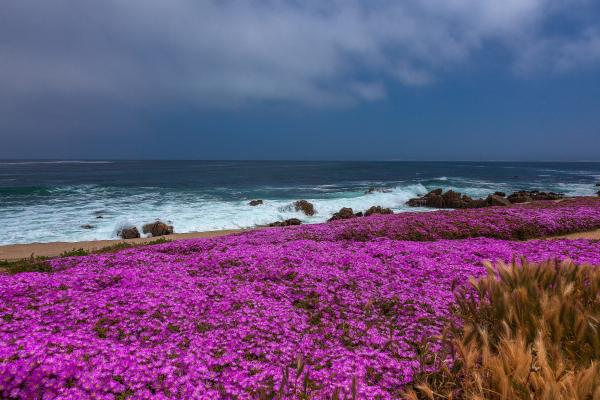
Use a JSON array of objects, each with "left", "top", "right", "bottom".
[
  {"left": 2, "top": 0, "right": 600, "bottom": 107},
  {"left": 1, "top": 1, "right": 600, "bottom": 160}
]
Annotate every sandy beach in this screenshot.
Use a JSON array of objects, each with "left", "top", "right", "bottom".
[
  {"left": 551, "top": 228, "right": 600, "bottom": 240},
  {"left": 0, "top": 229, "right": 249, "bottom": 261}
]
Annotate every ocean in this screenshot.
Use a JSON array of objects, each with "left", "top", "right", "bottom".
[{"left": 1, "top": 160, "right": 599, "bottom": 245}]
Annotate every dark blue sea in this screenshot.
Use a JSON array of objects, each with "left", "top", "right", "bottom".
[{"left": 1, "top": 160, "right": 599, "bottom": 244}]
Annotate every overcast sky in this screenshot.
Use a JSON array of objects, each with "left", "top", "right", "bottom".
[{"left": 1, "top": 0, "right": 600, "bottom": 160}]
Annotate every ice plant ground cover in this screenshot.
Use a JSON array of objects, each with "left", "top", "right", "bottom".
[
  {"left": 242, "top": 197, "right": 600, "bottom": 244},
  {"left": 1, "top": 198, "right": 600, "bottom": 399}
]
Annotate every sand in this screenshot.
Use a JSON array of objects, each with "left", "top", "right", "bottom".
[
  {"left": 0, "top": 229, "right": 249, "bottom": 261},
  {"left": 551, "top": 229, "right": 600, "bottom": 240}
]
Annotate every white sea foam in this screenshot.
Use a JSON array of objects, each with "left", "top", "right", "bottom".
[
  {"left": 0, "top": 183, "right": 429, "bottom": 244},
  {"left": 1, "top": 177, "right": 598, "bottom": 245}
]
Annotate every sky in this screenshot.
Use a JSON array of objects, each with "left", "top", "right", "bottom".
[{"left": 1, "top": 0, "right": 600, "bottom": 161}]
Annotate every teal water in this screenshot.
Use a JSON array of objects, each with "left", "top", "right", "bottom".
[{"left": 1, "top": 160, "right": 599, "bottom": 244}]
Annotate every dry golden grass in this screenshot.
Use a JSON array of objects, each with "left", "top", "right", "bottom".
[{"left": 405, "top": 259, "right": 600, "bottom": 400}]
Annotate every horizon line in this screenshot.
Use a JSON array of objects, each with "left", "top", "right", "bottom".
[{"left": 1, "top": 158, "right": 600, "bottom": 163}]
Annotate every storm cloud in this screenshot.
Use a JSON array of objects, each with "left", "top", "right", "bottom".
[
  {"left": 2, "top": 0, "right": 600, "bottom": 107},
  {"left": 1, "top": 1, "right": 600, "bottom": 161}
]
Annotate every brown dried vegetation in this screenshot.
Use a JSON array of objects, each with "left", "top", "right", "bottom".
[{"left": 406, "top": 259, "right": 600, "bottom": 400}]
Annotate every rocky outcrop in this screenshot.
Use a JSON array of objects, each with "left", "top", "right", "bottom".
[
  {"left": 248, "top": 200, "right": 263, "bottom": 206},
  {"left": 364, "top": 206, "right": 393, "bottom": 217},
  {"left": 142, "top": 221, "right": 174, "bottom": 237},
  {"left": 118, "top": 226, "right": 140, "bottom": 239},
  {"left": 327, "top": 206, "right": 392, "bottom": 222},
  {"left": 294, "top": 200, "right": 316, "bottom": 216},
  {"left": 81, "top": 224, "right": 94, "bottom": 229},
  {"left": 408, "top": 189, "right": 566, "bottom": 209},
  {"left": 328, "top": 207, "right": 356, "bottom": 222},
  {"left": 507, "top": 191, "right": 564, "bottom": 203},
  {"left": 268, "top": 218, "right": 302, "bottom": 227},
  {"left": 488, "top": 194, "right": 511, "bottom": 207},
  {"left": 407, "top": 189, "right": 479, "bottom": 209}
]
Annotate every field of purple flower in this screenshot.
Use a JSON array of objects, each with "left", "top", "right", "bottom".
[
  {"left": 1, "top": 198, "right": 600, "bottom": 399},
  {"left": 247, "top": 197, "right": 600, "bottom": 243}
]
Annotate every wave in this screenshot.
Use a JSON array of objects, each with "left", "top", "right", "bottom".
[
  {"left": 0, "top": 160, "right": 113, "bottom": 165},
  {"left": 0, "top": 186, "right": 52, "bottom": 196},
  {"left": 0, "top": 176, "right": 598, "bottom": 245},
  {"left": 0, "top": 183, "right": 429, "bottom": 244}
]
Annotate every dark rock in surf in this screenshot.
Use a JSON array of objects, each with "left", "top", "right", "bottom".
[
  {"left": 364, "top": 206, "right": 393, "bottom": 217},
  {"left": 408, "top": 188, "right": 512, "bottom": 209},
  {"left": 442, "top": 190, "right": 464, "bottom": 208},
  {"left": 142, "top": 221, "right": 174, "bottom": 237},
  {"left": 249, "top": 200, "right": 263, "bottom": 206},
  {"left": 119, "top": 227, "right": 140, "bottom": 239},
  {"left": 407, "top": 189, "right": 467, "bottom": 209},
  {"left": 268, "top": 218, "right": 302, "bottom": 227},
  {"left": 365, "top": 187, "right": 392, "bottom": 194},
  {"left": 328, "top": 207, "right": 355, "bottom": 222},
  {"left": 81, "top": 224, "right": 94, "bottom": 229},
  {"left": 294, "top": 200, "right": 316, "bottom": 216}
]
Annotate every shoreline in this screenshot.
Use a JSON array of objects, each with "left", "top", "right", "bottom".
[
  {"left": 0, "top": 229, "right": 251, "bottom": 261},
  {"left": 1, "top": 226, "right": 599, "bottom": 262}
]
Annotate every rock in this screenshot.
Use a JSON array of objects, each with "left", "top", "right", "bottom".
[
  {"left": 406, "top": 197, "right": 427, "bottom": 207},
  {"left": 364, "top": 206, "right": 393, "bottom": 217},
  {"left": 81, "top": 224, "right": 94, "bottom": 229},
  {"left": 408, "top": 188, "right": 513, "bottom": 209},
  {"left": 442, "top": 190, "right": 461, "bottom": 200},
  {"left": 442, "top": 190, "right": 464, "bottom": 208},
  {"left": 407, "top": 189, "right": 448, "bottom": 208},
  {"left": 424, "top": 194, "right": 445, "bottom": 208},
  {"left": 142, "top": 221, "right": 174, "bottom": 237},
  {"left": 248, "top": 200, "right": 263, "bottom": 206},
  {"left": 507, "top": 192, "right": 533, "bottom": 203},
  {"left": 268, "top": 218, "right": 302, "bottom": 227},
  {"left": 487, "top": 194, "right": 511, "bottom": 207},
  {"left": 96, "top": 215, "right": 103, "bottom": 219},
  {"left": 328, "top": 207, "right": 355, "bottom": 222},
  {"left": 118, "top": 227, "right": 140, "bottom": 239},
  {"left": 365, "top": 187, "right": 392, "bottom": 194},
  {"left": 294, "top": 200, "right": 316, "bottom": 216},
  {"left": 464, "top": 199, "right": 488, "bottom": 208},
  {"left": 595, "top": 183, "right": 600, "bottom": 187},
  {"left": 597, "top": 190, "right": 600, "bottom": 196}
]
